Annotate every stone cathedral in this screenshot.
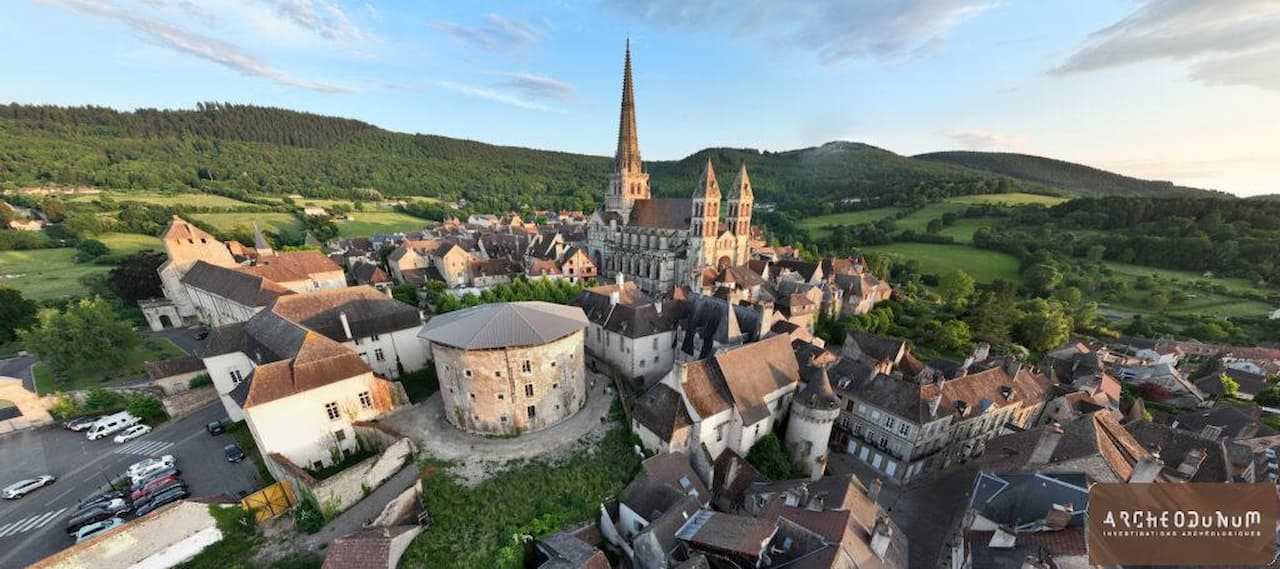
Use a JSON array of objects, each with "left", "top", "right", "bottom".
[{"left": 587, "top": 42, "right": 754, "bottom": 296}]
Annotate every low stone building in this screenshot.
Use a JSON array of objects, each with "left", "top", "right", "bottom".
[{"left": 418, "top": 301, "right": 589, "bottom": 435}]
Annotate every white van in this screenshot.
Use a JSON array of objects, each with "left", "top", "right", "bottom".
[{"left": 86, "top": 412, "right": 141, "bottom": 441}]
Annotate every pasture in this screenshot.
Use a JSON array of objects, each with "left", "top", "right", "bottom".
[
  {"left": 0, "top": 248, "right": 109, "bottom": 300},
  {"left": 863, "top": 242, "right": 1022, "bottom": 283}
]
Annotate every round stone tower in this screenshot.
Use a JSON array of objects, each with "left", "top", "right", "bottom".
[{"left": 786, "top": 359, "right": 842, "bottom": 480}]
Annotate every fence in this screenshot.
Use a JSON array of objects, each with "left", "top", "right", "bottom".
[{"left": 241, "top": 480, "right": 297, "bottom": 523}]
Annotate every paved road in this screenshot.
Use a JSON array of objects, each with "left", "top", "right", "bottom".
[
  {"left": 0, "top": 355, "right": 37, "bottom": 394},
  {"left": 143, "top": 326, "right": 208, "bottom": 357},
  {"left": 0, "top": 403, "right": 261, "bottom": 568}
]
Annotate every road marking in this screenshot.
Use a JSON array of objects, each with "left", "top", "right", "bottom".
[
  {"left": 113, "top": 440, "right": 174, "bottom": 456},
  {"left": 0, "top": 508, "right": 66, "bottom": 539}
]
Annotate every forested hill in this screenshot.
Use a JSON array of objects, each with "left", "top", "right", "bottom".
[
  {"left": 0, "top": 103, "right": 1208, "bottom": 212},
  {"left": 913, "top": 151, "right": 1225, "bottom": 198}
]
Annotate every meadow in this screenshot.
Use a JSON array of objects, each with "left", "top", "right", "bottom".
[
  {"left": 335, "top": 212, "right": 428, "bottom": 237},
  {"left": 0, "top": 248, "right": 110, "bottom": 300},
  {"left": 864, "top": 242, "right": 1023, "bottom": 283},
  {"left": 65, "top": 191, "right": 254, "bottom": 208}
]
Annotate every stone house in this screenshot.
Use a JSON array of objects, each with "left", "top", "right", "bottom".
[
  {"left": 632, "top": 335, "right": 800, "bottom": 461},
  {"left": 572, "top": 278, "right": 680, "bottom": 384}
]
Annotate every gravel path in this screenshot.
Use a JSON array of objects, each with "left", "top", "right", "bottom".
[{"left": 383, "top": 370, "right": 617, "bottom": 485}]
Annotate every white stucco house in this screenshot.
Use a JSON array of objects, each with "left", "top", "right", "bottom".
[{"left": 572, "top": 278, "right": 680, "bottom": 384}]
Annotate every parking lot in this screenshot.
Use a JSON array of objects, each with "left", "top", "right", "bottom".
[{"left": 0, "top": 402, "right": 260, "bottom": 568}]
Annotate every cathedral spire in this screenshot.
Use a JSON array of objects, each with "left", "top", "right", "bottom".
[
  {"left": 694, "top": 158, "right": 720, "bottom": 199},
  {"left": 615, "top": 38, "right": 641, "bottom": 172},
  {"left": 728, "top": 162, "right": 753, "bottom": 201}
]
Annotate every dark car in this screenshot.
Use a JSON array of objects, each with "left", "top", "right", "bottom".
[
  {"left": 65, "top": 507, "right": 120, "bottom": 535},
  {"left": 193, "top": 330, "right": 209, "bottom": 340},
  {"left": 72, "top": 497, "right": 128, "bottom": 519},
  {"left": 135, "top": 485, "right": 190, "bottom": 517},
  {"left": 206, "top": 420, "right": 225, "bottom": 435},
  {"left": 129, "top": 467, "right": 181, "bottom": 493},
  {"left": 77, "top": 490, "right": 124, "bottom": 510},
  {"left": 224, "top": 444, "right": 246, "bottom": 463},
  {"left": 65, "top": 416, "right": 100, "bottom": 432}
]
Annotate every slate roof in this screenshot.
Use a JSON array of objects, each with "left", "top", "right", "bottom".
[
  {"left": 321, "top": 526, "right": 419, "bottom": 569},
  {"left": 634, "top": 383, "right": 693, "bottom": 443},
  {"left": 572, "top": 283, "right": 680, "bottom": 339},
  {"left": 1195, "top": 368, "right": 1271, "bottom": 398},
  {"left": 641, "top": 453, "right": 710, "bottom": 506},
  {"left": 621, "top": 475, "right": 689, "bottom": 522},
  {"left": 350, "top": 261, "right": 390, "bottom": 285},
  {"left": 629, "top": 198, "right": 693, "bottom": 230},
  {"left": 677, "top": 510, "right": 776, "bottom": 558},
  {"left": 418, "top": 301, "right": 587, "bottom": 350},
  {"left": 968, "top": 472, "right": 1088, "bottom": 529},
  {"left": 772, "top": 260, "right": 821, "bottom": 282},
  {"left": 180, "top": 261, "right": 293, "bottom": 307},
  {"left": 965, "top": 529, "right": 1087, "bottom": 569},
  {"left": 241, "top": 250, "right": 342, "bottom": 283},
  {"left": 845, "top": 331, "right": 905, "bottom": 363},
  {"left": 470, "top": 258, "right": 521, "bottom": 278},
  {"left": 710, "top": 450, "right": 766, "bottom": 513},
  {"left": 268, "top": 286, "right": 421, "bottom": 342},
  {"left": 983, "top": 413, "right": 1151, "bottom": 482},
  {"left": 201, "top": 322, "right": 247, "bottom": 357},
  {"left": 536, "top": 531, "right": 610, "bottom": 569},
  {"left": 1125, "top": 421, "right": 1233, "bottom": 482},
  {"left": 1170, "top": 406, "right": 1274, "bottom": 439}
]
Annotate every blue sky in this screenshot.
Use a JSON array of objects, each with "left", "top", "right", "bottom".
[{"left": 5, "top": 1, "right": 1278, "bottom": 196}]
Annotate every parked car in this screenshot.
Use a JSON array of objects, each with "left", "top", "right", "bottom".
[
  {"left": 133, "top": 479, "right": 185, "bottom": 504},
  {"left": 113, "top": 424, "right": 152, "bottom": 444},
  {"left": 73, "top": 498, "right": 129, "bottom": 518},
  {"left": 87, "top": 412, "right": 142, "bottom": 441},
  {"left": 224, "top": 444, "right": 246, "bottom": 463},
  {"left": 77, "top": 490, "right": 125, "bottom": 509},
  {"left": 129, "top": 467, "right": 181, "bottom": 493},
  {"left": 134, "top": 485, "right": 190, "bottom": 517},
  {"left": 65, "top": 508, "right": 121, "bottom": 535},
  {"left": 193, "top": 330, "right": 209, "bottom": 340},
  {"left": 2, "top": 475, "right": 55, "bottom": 500},
  {"left": 206, "top": 420, "right": 225, "bottom": 435},
  {"left": 126, "top": 455, "right": 175, "bottom": 480},
  {"left": 131, "top": 474, "right": 180, "bottom": 500},
  {"left": 74, "top": 494, "right": 126, "bottom": 516},
  {"left": 75, "top": 517, "right": 123, "bottom": 544},
  {"left": 65, "top": 416, "right": 100, "bottom": 432}
]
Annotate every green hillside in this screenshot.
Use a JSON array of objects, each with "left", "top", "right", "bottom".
[
  {"left": 0, "top": 104, "right": 1024, "bottom": 214},
  {"left": 913, "top": 150, "right": 1224, "bottom": 198}
]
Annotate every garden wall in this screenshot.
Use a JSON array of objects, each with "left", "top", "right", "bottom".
[{"left": 269, "top": 436, "right": 416, "bottom": 517}]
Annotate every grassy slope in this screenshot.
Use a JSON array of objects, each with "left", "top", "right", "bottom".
[
  {"left": 34, "top": 336, "right": 185, "bottom": 394},
  {"left": 190, "top": 212, "right": 302, "bottom": 234},
  {"left": 65, "top": 191, "right": 253, "bottom": 208},
  {"left": 97, "top": 232, "right": 162, "bottom": 255},
  {"left": 335, "top": 212, "right": 428, "bottom": 237},
  {"left": 947, "top": 192, "right": 1068, "bottom": 206},
  {"left": 864, "top": 242, "right": 1022, "bottom": 283},
  {"left": 0, "top": 248, "right": 110, "bottom": 300},
  {"left": 914, "top": 151, "right": 1223, "bottom": 197}
]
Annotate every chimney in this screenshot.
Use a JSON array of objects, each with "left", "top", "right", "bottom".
[
  {"left": 610, "top": 291, "right": 620, "bottom": 306},
  {"left": 1129, "top": 453, "right": 1165, "bottom": 483},
  {"left": 655, "top": 301, "right": 662, "bottom": 315},
  {"left": 1029, "top": 423, "right": 1064, "bottom": 466},
  {"left": 616, "top": 272, "right": 624, "bottom": 286},
  {"left": 1004, "top": 359, "right": 1022, "bottom": 378},
  {"left": 928, "top": 390, "right": 943, "bottom": 417},
  {"left": 1176, "top": 448, "right": 1207, "bottom": 479},
  {"left": 960, "top": 356, "right": 974, "bottom": 373},
  {"left": 870, "top": 516, "right": 893, "bottom": 560},
  {"left": 339, "top": 312, "right": 353, "bottom": 340},
  {"left": 867, "top": 478, "right": 883, "bottom": 505}
]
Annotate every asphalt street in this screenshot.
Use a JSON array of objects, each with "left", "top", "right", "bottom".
[
  {"left": 0, "top": 402, "right": 260, "bottom": 568},
  {"left": 0, "top": 355, "right": 37, "bottom": 394}
]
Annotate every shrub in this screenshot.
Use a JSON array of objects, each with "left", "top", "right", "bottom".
[
  {"left": 49, "top": 392, "right": 79, "bottom": 419},
  {"left": 188, "top": 373, "right": 213, "bottom": 389},
  {"left": 746, "top": 433, "right": 798, "bottom": 480},
  {"left": 82, "top": 387, "right": 125, "bottom": 412},
  {"left": 126, "top": 395, "right": 169, "bottom": 423},
  {"left": 292, "top": 500, "right": 324, "bottom": 534}
]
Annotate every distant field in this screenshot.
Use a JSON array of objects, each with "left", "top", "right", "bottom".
[
  {"left": 97, "top": 232, "right": 162, "bottom": 255},
  {"left": 336, "top": 212, "right": 427, "bottom": 237},
  {"left": 947, "top": 193, "right": 1067, "bottom": 207},
  {"left": 191, "top": 212, "right": 302, "bottom": 234},
  {"left": 1101, "top": 262, "right": 1266, "bottom": 296},
  {"left": 66, "top": 191, "right": 253, "bottom": 208},
  {"left": 863, "top": 242, "right": 1022, "bottom": 283},
  {"left": 798, "top": 207, "right": 898, "bottom": 237},
  {"left": 1098, "top": 261, "right": 1276, "bottom": 318},
  {"left": 0, "top": 248, "right": 108, "bottom": 300}
]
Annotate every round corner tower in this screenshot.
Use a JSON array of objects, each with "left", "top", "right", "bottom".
[{"left": 786, "top": 360, "right": 841, "bottom": 480}]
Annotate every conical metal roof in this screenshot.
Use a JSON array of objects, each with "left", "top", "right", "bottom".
[{"left": 418, "top": 301, "right": 587, "bottom": 350}]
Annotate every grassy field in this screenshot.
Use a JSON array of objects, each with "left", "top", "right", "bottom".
[
  {"left": 864, "top": 242, "right": 1022, "bottom": 283},
  {"left": 948, "top": 193, "right": 1068, "bottom": 206},
  {"left": 0, "top": 248, "right": 109, "bottom": 300},
  {"left": 1097, "top": 262, "right": 1276, "bottom": 318},
  {"left": 65, "top": 191, "right": 253, "bottom": 208},
  {"left": 97, "top": 232, "right": 162, "bottom": 255},
  {"left": 336, "top": 212, "right": 428, "bottom": 237},
  {"left": 798, "top": 207, "right": 898, "bottom": 238},
  {"left": 33, "top": 336, "right": 186, "bottom": 394},
  {"left": 190, "top": 212, "right": 302, "bottom": 234}
]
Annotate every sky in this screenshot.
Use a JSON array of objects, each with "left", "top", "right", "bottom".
[{"left": 4, "top": 0, "right": 1278, "bottom": 196}]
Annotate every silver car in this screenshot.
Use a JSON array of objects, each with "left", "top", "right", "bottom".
[
  {"left": 75, "top": 517, "right": 124, "bottom": 544},
  {"left": 2, "top": 475, "right": 56, "bottom": 499}
]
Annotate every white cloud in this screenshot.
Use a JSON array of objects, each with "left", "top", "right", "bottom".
[
  {"left": 42, "top": 0, "right": 352, "bottom": 93},
  {"left": 1052, "top": 0, "right": 1280, "bottom": 92},
  {"left": 433, "top": 13, "right": 544, "bottom": 56},
  {"left": 604, "top": 0, "right": 993, "bottom": 65},
  {"left": 946, "top": 129, "right": 1030, "bottom": 151},
  {"left": 437, "top": 80, "right": 552, "bottom": 112},
  {"left": 493, "top": 72, "right": 576, "bottom": 102},
  {"left": 264, "top": 0, "right": 365, "bottom": 42}
]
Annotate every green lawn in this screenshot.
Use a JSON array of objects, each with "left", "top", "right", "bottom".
[
  {"left": 0, "top": 248, "right": 110, "bottom": 300},
  {"left": 1101, "top": 262, "right": 1267, "bottom": 296},
  {"left": 97, "top": 232, "right": 162, "bottom": 255},
  {"left": 190, "top": 212, "right": 302, "bottom": 234},
  {"left": 66, "top": 191, "right": 254, "bottom": 208},
  {"left": 336, "top": 212, "right": 427, "bottom": 237},
  {"left": 33, "top": 336, "right": 186, "bottom": 395},
  {"left": 947, "top": 193, "right": 1068, "bottom": 207},
  {"left": 1097, "top": 262, "right": 1276, "bottom": 318},
  {"left": 864, "top": 242, "right": 1022, "bottom": 283},
  {"left": 798, "top": 207, "right": 899, "bottom": 238}
]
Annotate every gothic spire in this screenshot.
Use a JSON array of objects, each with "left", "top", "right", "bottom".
[
  {"left": 694, "top": 158, "right": 720, "bottom": 199},
  {"left": 615, "top": 38, "right": 641, "bottom": 172},
  {"left": 728, "top": 162, "right": 753, "bottom": 201}
]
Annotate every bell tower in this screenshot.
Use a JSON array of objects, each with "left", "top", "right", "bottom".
[
  {"left": 604, "top": 39, "right": 650, "bottom": 219},
  {"left": 726, "top": 163, "right": 754, "bottom": 264},
  {"left": 689, "top": 159, "right": 721, "bottom": 267}
]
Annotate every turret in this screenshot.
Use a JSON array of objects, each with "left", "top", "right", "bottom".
[{"left": 786, "top": 358, "right": 841, "bottom": 479}]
